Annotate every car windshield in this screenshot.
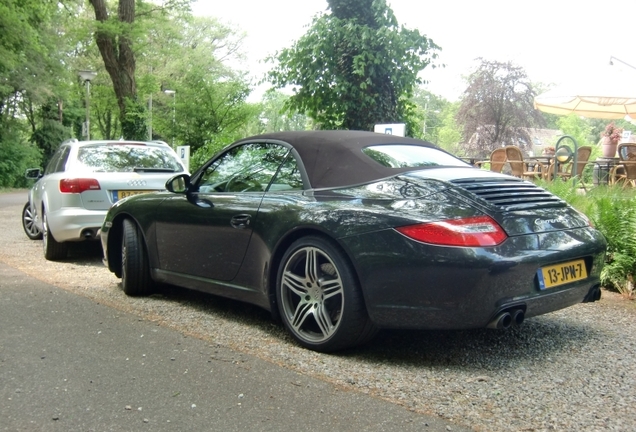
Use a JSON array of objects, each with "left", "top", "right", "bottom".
[
  {"left": 362, "top": 144, "right": 470, "bottom": 168},
  {"left": 74, "top": 144, "right": 183, "bottom": 173}
]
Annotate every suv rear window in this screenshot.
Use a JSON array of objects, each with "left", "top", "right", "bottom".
[
  {"left": 75, "top": 144, "right": 183, "bottom": 173},
  {"left": 362, "top": 144, "right": 469, "bottom": 168}
]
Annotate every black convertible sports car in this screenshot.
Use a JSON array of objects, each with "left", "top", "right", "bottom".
[{"left": 101, "top": 131, "right": 606, "bottom": 352}]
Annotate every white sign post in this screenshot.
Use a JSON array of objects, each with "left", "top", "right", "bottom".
[
  {"left": 177, "top": 145, "right": 190, "bottom": 172},
  {"left": 374, "top": 123, "right": 406, "bottom": 137}
]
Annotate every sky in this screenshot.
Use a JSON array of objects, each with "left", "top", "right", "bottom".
[{"left": 191, "top": 0, "right": 636, "bottom": 102}]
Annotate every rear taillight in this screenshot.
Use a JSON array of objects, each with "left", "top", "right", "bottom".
[
  {"left": 59, "top": 178, "right": 101, "bottom": 194},
  {"left": 396, "top": 216, "right": 507, "bottom": 247}
]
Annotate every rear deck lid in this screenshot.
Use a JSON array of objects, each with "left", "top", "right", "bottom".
[{"left": 403, "top": 169, "right": 590, "bottom": 235}]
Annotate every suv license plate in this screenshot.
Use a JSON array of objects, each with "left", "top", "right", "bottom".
[{"left": 113, "top": 190, "right": 153, "bottom": 202}]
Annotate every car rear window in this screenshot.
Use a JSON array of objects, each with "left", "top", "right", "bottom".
[
  {"left": 75, "top": 144, "right": 183, "bottom": 173},
  {"left": 362, "top": 144, "right": 470, "bottom": 168}
]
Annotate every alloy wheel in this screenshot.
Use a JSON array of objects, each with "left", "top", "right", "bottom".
[
  {"left": 279, "top": 246, "right": 345, "bottom": 343},
  {"left": 22, "top": 202, "right": 42, "bottom": 240}
]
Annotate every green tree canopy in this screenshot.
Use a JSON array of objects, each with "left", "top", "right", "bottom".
[
  {"left": 267, "top": 0, "right": 439, "bottom": 132},
  {"left": 148, "top": 15, "right": 258, "bottom": 162},
  {"left": 87, "top": 0, "right": 192, "bottom": 140},
  {"left": 435, "top": 103, "right": 463, "bottom": 155},
  {"left": 252, "top": 90, "right": 310, "bottom": 134},
  {"left": 409, "top": 88, "right": 451, "bottom": 142}
]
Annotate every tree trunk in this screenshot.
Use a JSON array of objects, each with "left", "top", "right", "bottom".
[{"left": 89, "top": 0, "right": 145, "bottom": 140}]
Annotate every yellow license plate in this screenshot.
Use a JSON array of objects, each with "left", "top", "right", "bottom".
[
  {"left": 537, "top": 259, "right": 587, "bottom": 289},
  {"left": 116, "top": 190, "right": 153, "bottom": 200}
]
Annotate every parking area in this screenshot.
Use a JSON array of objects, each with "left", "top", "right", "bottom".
[{"left": 1, "top": 192, "right": 635, "bottom": 431}]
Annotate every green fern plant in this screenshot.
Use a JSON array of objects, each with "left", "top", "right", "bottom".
[
  {"left": 539, "top": 182, "right": 636, "bottom": 297},
  {"left": 592, "top": 192, "right": 636, "bottom": 297}
]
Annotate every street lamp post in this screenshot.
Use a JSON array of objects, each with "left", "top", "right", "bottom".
[
  {"left": 78, "top": 70, "right": 97, "bottom": 140},
  {"left": 163, "top": 89, "right": 176, "bottom": 148},
  {"left": 148, "top": 66, "right": 153, "bottom": 141},
  {"left": 148, "top": 93, "right": 153, "bottom": 140},
  {"left": 609, "top": 56, "right": 636, "bottom": 71}
]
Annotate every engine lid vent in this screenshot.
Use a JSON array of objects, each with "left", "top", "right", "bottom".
[{"left": 450, "top": 178, "right": 566, "bottom": 211}]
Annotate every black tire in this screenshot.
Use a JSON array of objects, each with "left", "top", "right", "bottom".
[
  {"left": 42, "top": 210, "right": 68, "bottom": 261},
  {"left": 121, "top": 218, "right": 154, "bottom": 296},
  {"left": 276, "top": 236, "right": 377, "bottom": 352},
  {"left": 22, "top": 202, "right": 42, "bottom": 240}
]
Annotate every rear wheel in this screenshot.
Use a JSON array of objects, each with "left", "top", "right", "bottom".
[
  {"left": 42, "top": 210, "right": 68, "bottom": 261},
  {"left": 22, "top": 202, "right": 42, "bottom": 240},
  {"left": 276, "top": 236, "right": 377, "bottom": 352},
  {"left": 121, "top": 219, "right": 154, "bottom": 296}
]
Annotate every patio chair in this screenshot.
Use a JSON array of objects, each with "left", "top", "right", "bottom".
[
  {"left": 504, "top": 145, "right": 545, "bottom": 180},
  {"left": 610, "top": 143, "right": 636, "bottom": 187},
  {"left": 554, "top": 146, "right": 593, "bottom": 181},
  {"left": 474, "top": 148, "right": 507, "bottom": 173}
]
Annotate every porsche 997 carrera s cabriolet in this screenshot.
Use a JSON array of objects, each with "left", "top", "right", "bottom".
[{"left": 100, "top": 131, "right": 606, "bottom": 352}]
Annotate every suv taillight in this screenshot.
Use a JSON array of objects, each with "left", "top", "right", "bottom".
[{"left": 59, "top": 178, "right": 101, "bottom": 194}]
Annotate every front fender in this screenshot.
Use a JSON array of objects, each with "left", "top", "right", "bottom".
[{"left": 102, "top": 193, "right": 169, "bottom": 275}]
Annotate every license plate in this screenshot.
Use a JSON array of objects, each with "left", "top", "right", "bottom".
[
  {"left": 113, "top": 190, "right": 154, "bottom": 202},
  {"left": 537, "top": 259, "right": 587, "bottom": 289}
]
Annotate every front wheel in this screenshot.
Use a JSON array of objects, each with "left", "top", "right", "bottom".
[
  {"left": 42, "top": 210, "right": 67, "bottom": 261},
  {"left": 276, "top": 236, "right": 377, "bottom": 352},
  {"left": 121, "top": 219, "right": 154, "bottom": 296},
  {"left": 22, "top": 202, "right": 42, "bottom": 240}
]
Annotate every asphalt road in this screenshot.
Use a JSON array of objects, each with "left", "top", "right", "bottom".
[
  {"left": 0, "top": 190, "right": 465, "bottom": 432},
  {"left": 0, "top": 190, "right": 28, "bottom": 208}
]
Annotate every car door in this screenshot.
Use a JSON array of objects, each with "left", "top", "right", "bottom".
[{"left": 154, "top": 142, "right": 291, "bottom": 281}]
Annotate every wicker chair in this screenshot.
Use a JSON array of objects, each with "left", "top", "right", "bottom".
[
  {"left": 504, "top": 146, "right": 545, "bottom": 180},
  {"left": 475, "top": 148, "right": 507, "bottom": 173},
  {"left": 554, "top": 146, "right": 593, "bottom": 181},
  {"left": 610, "top": 143, "right": 636, "bottom": 187}
]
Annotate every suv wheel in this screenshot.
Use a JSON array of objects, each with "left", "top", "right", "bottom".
[
  {"left": 22, "top": 202, "right": 42, "bottom": 240},
  {"left": 42, "top": 210, "right": 68, "bottom": 261}
]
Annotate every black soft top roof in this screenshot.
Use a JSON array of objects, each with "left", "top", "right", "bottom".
[{"left": 236, "top": 130, "right": 438, "bottom": 189}]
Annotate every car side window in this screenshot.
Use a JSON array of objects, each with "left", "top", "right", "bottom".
[
  {"left": 198, "top": 143, "right": 290, "bottom": 193},
  {"left": 268, "top": 154, "right": 304, "bottom": 191},
  {"left": 44, "top": 153, "right": 61, "bottom": 175},
  {"left": 44, "top": 146, "right": 71, "bottom": 175},
  {"left": 55, "top": 147, "right": 72, "bottom": 173}
]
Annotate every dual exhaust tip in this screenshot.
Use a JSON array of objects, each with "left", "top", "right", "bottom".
[
  {"left": 487, "top": 308, "right": 525, "bottom": 330},
  {"left": 488, "top": 285, "right": 603, "bottom": 330}
]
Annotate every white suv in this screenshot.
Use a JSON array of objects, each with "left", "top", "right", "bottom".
[{"left": 23, "top": 139, "right": 186, "bottom": 261}]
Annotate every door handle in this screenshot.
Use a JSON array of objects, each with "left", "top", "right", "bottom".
[{"left": 230, "top": 214, "right": 251, "bottom": 229}]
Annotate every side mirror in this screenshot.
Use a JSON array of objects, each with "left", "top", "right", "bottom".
[
  {"left": 25, "top": 168, "right": 42, "bottom": 180},
  {"left": 165, "top": 173, "right": 191, "bottom": 193}
]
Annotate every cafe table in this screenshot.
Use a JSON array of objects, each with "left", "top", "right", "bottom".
[{"left": 524, "top": 156, "right": 555, "bottom": 179}]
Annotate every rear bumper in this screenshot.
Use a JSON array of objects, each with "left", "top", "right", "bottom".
[
  {"left": 340, "top": 226, "right": 607, "bottom": 330},
  {"left": 46, "top": 207, "right": 107, "bottom": 242},
  {"left": 366, "top": 280, "right": 600, "bottom": 329}
]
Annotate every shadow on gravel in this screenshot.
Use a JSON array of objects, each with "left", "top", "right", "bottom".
[
  {"left": 63, "top": 241, "right": 104, "bottom": 266},
  {"left": 153, "top": 283, "right": 284, "bottom": 333},
  {"left": 346, "top": 319, "right": 600, "bottom": 369},
  {"left": 140, "top": 282, "right": 600, "bottom": 370}
]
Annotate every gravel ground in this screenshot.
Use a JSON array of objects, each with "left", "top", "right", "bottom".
[{"left": 2, "top": 202, "right": 636, "bottom": 432}]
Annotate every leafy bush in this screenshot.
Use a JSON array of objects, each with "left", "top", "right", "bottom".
[
  {"left": 539, "top": 180, "right": 636, "bottom": 296},
  {"left": 0, "top": 128, "right": 42, "bottom": 188},
  {"left": 590, "top": 188, "right": 636, "bottom": 297}
]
